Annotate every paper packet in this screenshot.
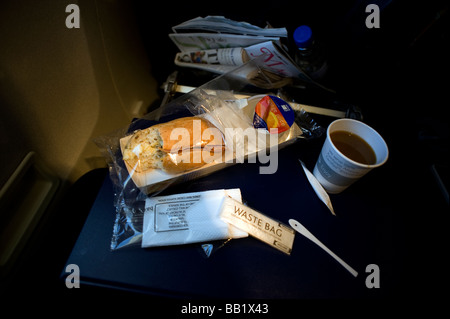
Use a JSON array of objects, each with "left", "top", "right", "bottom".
[{"left": 142, "top": 189, "right": 248, "bottom": 248}]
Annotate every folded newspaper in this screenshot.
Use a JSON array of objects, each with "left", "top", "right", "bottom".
[
  {"left": 170, "top": 16, "right": 312, "bottom": 84},
  {"left": 171, "top": 15, "right": 287, "bottom": 37}
]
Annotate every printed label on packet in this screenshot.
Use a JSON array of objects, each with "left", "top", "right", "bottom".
[
  {"left": 220, "top": 197, "right": 295, "bottom": 255},
  {"left": 154, "top": 200, "right": 197, "bottom": 232},
  {"left": 252, "top": 95, "right": 295, "bottom": 134}
]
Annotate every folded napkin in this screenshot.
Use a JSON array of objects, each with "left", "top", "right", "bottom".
[{"left": 142, "top": 189, "right": 248, "bottom": 248}]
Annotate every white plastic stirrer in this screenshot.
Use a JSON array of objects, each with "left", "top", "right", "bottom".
[{"left": 288, "top": 219, "right": 358, "bottom": 277}]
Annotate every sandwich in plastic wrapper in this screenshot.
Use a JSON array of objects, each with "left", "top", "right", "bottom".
[{"left": 94, "top": 56, "right": 323, "bottom": 251}]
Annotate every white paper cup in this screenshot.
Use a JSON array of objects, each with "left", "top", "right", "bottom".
[{"left": 313, "top": 119, "right": 389, "bottom": 194}]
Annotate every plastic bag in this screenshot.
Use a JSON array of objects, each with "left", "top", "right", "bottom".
[{"left": 94, "top": 57, "right": 323, "bottom": 251}]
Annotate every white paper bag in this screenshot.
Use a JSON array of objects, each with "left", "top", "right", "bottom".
[{"left": 142, "top": 189, "right": 248, "bottom": 248}]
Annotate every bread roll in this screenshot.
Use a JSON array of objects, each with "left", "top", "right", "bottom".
[{"left": 123, "top": 117, "right": 224, "bottom": 174}]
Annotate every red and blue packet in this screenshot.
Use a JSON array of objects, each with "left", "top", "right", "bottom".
[{"left": 252, "top": 95, "right": 295, "bottom": 134}]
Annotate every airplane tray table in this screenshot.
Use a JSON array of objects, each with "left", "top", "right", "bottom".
[{"left": 62, "top": 138, "right": 405, "bottom": 300}]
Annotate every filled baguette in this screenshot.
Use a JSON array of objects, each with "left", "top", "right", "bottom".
[{"left": 123, "top": 117, "right": 224, "bottom": 174}]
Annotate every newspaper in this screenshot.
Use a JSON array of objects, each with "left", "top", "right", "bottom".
[
  {"left": 174, "top": 47, "right": 249, "bottom": 74},
  {"left": 174, "top": 40, "right": 310, "bottom": 82},
  {"left": 172, "top": 16, "right": 287, "bottom": 38},
  {"left": 170, "top": 16, "right": 313, "bottom": 85},
  {"left": 244, "top": 41, "right": 306, "bottom": 79},
  {"left": 169, "top": 33, "right": 280, "bottom": 52}
]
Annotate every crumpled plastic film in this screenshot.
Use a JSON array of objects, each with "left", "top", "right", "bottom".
[{"left": 94, "top": 56, "right": 324, "bottom": 251}]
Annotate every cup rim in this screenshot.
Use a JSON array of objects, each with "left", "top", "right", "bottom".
[{"left": 327, "top": 118, "right": 389, "bottom": 169}]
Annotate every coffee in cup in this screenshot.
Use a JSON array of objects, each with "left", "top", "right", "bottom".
[{"left": 313, "top": 119, "right": 389, "bottom": 194}]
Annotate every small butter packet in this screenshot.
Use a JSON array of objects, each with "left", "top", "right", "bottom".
[
  {"left": 251, "top": 95, "right": 295, "bottom": 134},
  {"left": 220, "top": 196, "right": 295, "bottom": 255}
]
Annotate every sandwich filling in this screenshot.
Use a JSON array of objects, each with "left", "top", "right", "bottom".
[{"left": 123, "top": 127, "right": 164, "bottom": 172}]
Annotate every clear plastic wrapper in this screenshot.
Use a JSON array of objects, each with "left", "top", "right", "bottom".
[{"left": 94, "top": 57, "right": 324, "bottom": 251}]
